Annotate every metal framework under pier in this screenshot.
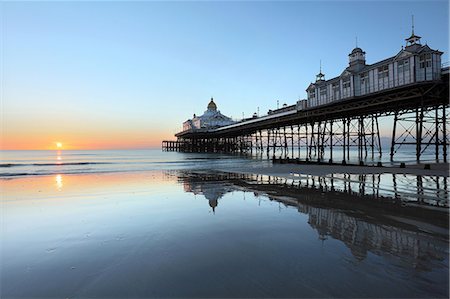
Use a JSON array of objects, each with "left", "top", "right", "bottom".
[{"left": 163, "top": 76, "right": 449, "bottom": 163}]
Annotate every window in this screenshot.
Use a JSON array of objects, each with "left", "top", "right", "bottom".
[
  {"left": 320, "top": 86, "right": 327, "bottom": 96},
  {"left": 378, "top": 65, "right": 389, "bottom": 79},
  {"left": 398, "top": 59, "right": 409, "bottom": 71},
  {"left": 342, "top": 77, "right": 351, "bottom": 97},
  {"left": 360, "top": 73, "right": 368, "bottom": 84},
  {"left": 332, "top": 83, "right": 340, "bottom": 100},
  {"left": 332, "top": 83, "right": 339, "bottom": 91},
  {"left": 343, "top": 78, "right": 351, "bottom": 89},
  {"left": 309, "top": 89, "right": 315, "bottom": 99},
  {"left": 419, "top": 53, "right": 431, "bottom": 68}
]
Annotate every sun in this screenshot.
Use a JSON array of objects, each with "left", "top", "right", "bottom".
[{"left": 56, "top": 142, "right": 63, "bottom": 149}]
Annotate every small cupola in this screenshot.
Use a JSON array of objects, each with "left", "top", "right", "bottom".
[
  {"left": 405, "top": 15, "right": 421, "bottom": 47},
  {"left": 315, "top": 61, "right": 325, "bottom": 82}
]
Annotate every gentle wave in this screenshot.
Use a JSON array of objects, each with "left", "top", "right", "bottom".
[
  {"left": 0, "top": 168, "right": 172, "bottom": 178},
  {"left": 0, "top": 162, "right": 113, "bottom": 167}
]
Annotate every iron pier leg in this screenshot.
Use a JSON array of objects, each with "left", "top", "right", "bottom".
[
  {"left": 320, "top": 121, "right": 326, "bottom": 160},
  {"left": 291, "top": 125, "right": 294, "bottom": 159},
  {"left": 347, "top": 118, "right": 350, "bottom": 161},
  {"left": 358, "top": 117, "right": 362, "bottom": 162},
  {"left": 343, "top": 118, "right": 346, "bottom": 163},
  {"left": 371, "top": 116, "right": 375, "bottom": 160},
  {"left": 376, "top": 116, "right": 382, "bottom": 158},
  {"left": 317, "top": 122, "right": 321, "bottom": 160},
  {"left": 308, "top": 123, "right": 313, "bottom": 160},
  {"left": 330, "top": 120, "right": 333, "bottom": 163},
  {"left": 390, "top": 111, "right": 398, "bottom": 161},
  {"left": 284, "top": 126, "right": 288, "bottom": 158},
  {"left": 416, "top": 106, "right": 424, "bottom": 162},
  {"left": 435, "top": 105, "right": 439, "bottom": 161},
  {"left": 305, "top": 124, "right": 309, "bottom": 160},
  {"left": 443, "top": 105, "right": 447, "bottom": 162},
  {"left": 298, "top": 125, "right": 301, "bottom": 160}
]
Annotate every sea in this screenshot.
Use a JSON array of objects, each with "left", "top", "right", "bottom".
[
  {"left": 0, "top": 149, "right": 272, "bottom": 177},
  {"left": 0, "top": 146, "right": 446, "bottom": 177},
  {"left": 1, "top": 149, "right": 449, "bottom": 298}
]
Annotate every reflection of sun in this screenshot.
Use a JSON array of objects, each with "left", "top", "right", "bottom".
[
  {"left": 56, "top": 150, "right": 62, "bottom": 163},
  {"left": 55, "top": 174, "right": 63, "bottom": 190}
]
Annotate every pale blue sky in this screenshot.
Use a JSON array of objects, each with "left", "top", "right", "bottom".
[{"left": 2, "top": 1, "right": 449, "bottom": 148}]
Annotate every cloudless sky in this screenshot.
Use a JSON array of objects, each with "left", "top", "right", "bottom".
[{"left": 2, "top": 1, "right": 448, "bottom": 149}]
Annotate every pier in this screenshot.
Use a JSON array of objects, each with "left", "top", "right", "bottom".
[
  {"left": 163, "top": 34, "right": 449, "bottom": 163},
  {"left": 163, "top": 72, "right": 449, "bottom": 163}
]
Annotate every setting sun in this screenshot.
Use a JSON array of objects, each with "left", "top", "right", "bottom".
[{"left": 56, "top": 142, "right": 62, "bottom": 149}]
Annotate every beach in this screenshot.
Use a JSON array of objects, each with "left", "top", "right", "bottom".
[{"left": 1, "top": 150, "right": 448, "bottom": 298}]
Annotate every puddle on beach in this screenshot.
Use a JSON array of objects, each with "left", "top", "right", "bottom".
[{"left": 1, "top": 170, "right": 448, "bottom": 298}]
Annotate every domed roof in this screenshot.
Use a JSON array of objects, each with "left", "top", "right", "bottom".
[
  {"left": 207, "top": 98, "right": 217, "bottom": 111},
  {"left": 350, "top": 47, "right": 365, "bottom": 54}
]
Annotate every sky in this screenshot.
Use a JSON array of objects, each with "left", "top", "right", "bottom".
[{"left": 2, "top": 1, "right": 449, "bottom": 150}]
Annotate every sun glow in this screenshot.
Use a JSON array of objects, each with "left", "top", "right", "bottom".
[{"left": 56, "top": 142, "right": 63, "bottom": 149}]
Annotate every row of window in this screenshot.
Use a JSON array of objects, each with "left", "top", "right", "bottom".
[{"left": 309, "top": 54, "right": 436, "bottom": 101}]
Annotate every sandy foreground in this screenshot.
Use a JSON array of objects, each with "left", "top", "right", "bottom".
[{"left": 222, "top": 162, "right": 449, "bottom": 178}]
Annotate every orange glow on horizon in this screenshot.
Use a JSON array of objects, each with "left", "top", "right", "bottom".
[{"left": 1, "top": 132, "right": 173, "bottom": 150}]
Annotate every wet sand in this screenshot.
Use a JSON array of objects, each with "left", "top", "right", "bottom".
[
  {"left": 223, "top": 162, "right": 449, "bottom": 178},
  {"left": 2, "top": 170, "right": 449, "bottom": 298}
]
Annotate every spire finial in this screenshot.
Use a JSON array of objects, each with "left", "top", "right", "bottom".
[
  {"left": 316, "top": 60, "right": 325, "bottom": 82},
  {"left": 356, "top": 36, "right": 358, "bottom": 48},
  {"left": 412, "top": 15, "right": 415, "bottom": 35}
]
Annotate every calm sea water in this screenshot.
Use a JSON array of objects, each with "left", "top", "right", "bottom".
[
  {"left": 1, "top": 150, "right": 448, "bottom": 298},
  {"left": 1, "top": 147, "right": 446, "bottom": 178},
  {"left": 0, "top": 149, "right": 270, "bottom": 177}
]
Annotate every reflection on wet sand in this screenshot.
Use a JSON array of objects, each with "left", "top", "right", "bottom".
[
  {"left": 282, "top": 172, "right": 448, "bottom": 207},
  {"left": 2, "top": 171, "right": 176, "bottom": 200},
  {"left": 182, "top": 177, "right": 234, "bottom": 213},
  {"left": 177, "top": 171, "right": 449, "bottom": 271},
  {"left": 2, "top": 169, "right": 448, "bottom": 298},
  {"left": 55, "top": 174, "right": 63, "bottom": 191}
]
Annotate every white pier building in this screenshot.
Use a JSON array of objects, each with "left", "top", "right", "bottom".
[
  {"left": 183, "top": 98, "right": 235, "bottom": 131},
  {"left": 301, "top": 29, "right": 443, "bottom": 109}
]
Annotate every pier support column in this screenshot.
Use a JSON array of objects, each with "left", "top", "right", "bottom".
[
  {"left": 390, "top": 111, "right": 398, "bottom": 161},
  {"left": 443, "top": 105, "right": 447, "bottom": 162}
]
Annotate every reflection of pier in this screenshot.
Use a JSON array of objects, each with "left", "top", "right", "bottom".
[
  {"left": 176, "top": 171, "right": 448, "bottom": 269},
  {"left": 303, "top": 205, "right": 446, "bottom": 267},
  {"left": 180, "top": 173, "right": 240, "bottom": 213}
]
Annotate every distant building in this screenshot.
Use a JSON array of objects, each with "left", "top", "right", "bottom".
[
  {"left": 305, "top": 29, "right": 443, "bottom": 108},
  {"left": 183, "top": 98, "right": 235, "bottom": 131}
]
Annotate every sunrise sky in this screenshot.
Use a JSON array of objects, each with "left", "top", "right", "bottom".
[{"left": 2, "top": 1, "right": 448, "bottom": 150}]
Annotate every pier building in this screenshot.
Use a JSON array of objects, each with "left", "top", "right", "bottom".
[
  {"left": 182, "top": 98, "right": 235, "bottom": 131},
  {"left": 304, "top": 31, "right": 443, "bottom": 109}
]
